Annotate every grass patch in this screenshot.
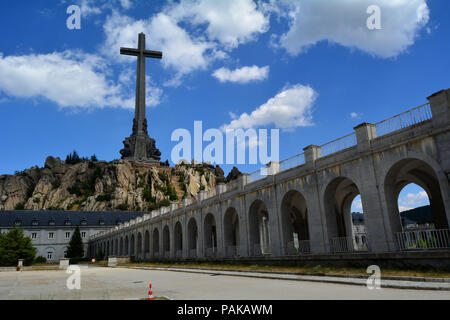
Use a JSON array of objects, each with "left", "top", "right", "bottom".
[{"left": 117, "top": 262, "right": 450, "bottom": 278}]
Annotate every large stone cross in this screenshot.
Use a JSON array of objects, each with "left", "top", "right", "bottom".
[
  {"left": 119, "top": 33, "right": 162, "bottom": 162},
  {"left": 120, "top": 33, "right": 162, "bottom": 135}
]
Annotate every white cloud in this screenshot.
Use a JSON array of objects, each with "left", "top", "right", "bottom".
[
  {"left": 79, "top": 0, "right": 102, "bottom": 17},
  {"left": 0, "top": 51, "right": 161, "bottom": 109},
  {"left": 350, "top": 112, "right": 362, "bottom": 119},
  {"left": 168, "top": 0, "right": 269, "bottom": 49},
  {"left": 102, "top": 12, "right": 217, "bottom": 86},
  {"left": 276, "top": 0, "right": 429, "bottom": 58},
  {"left": 398, "top": 190, "right": 429, "bottom": 212},
  {"left": 222, "top": 84, "right": 317, "bottom": 131},
  {"left": 212, "top": 65, "right": 269, "bottom": 84},
  {"left": 119, "top": 0, "right": 132, "bottom": 10}
]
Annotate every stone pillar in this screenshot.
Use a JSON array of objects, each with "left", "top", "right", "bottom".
[
  {"left": 353, "top": 123, "right": 393, "bottom": 252},
  {"left": 108, "top": 256, "right": 118, "bottom": 267},
  {"left": 266, "top": 161, "right": 281, "bottom": 175},
  {"left": 428, "top": 89, "right": 450, "bottom": 128},
  {"left": 239, "top": 174, "right": 250, "bottom": 190},
  {"left": 354, "top": 123, "right": 377, "bottom": 153},
  {"left": 303, "top": 145, "right": 321, "bottom": 169},
  {"left": 216, "top": 183, "right": 226, "bottom": 194},
  {"left": 59, "top": 258, "right": 69, "bottom": 270},
  {"left": 427, "top": 89, "right": 450, "bottom": 227},
  {"left": 302, "top": 145, "right": 328, "bottom": 254},
  {"left": 17, "top": 259, "right": 24, "bottom": 271}
]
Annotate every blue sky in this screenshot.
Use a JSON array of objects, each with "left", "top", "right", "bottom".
[{"left": 0, "top": 0, "right": 448, "bottom": 211}]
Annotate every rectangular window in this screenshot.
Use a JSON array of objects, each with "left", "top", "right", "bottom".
[
  {"left": 48, "top": 232, "right": 54, "bottom": 239},
  {"left": 47, "top": 252, "right": 52, "bottom": 260},
  {"left": 65, "top": 232, "right": 70, "bottom": 239},
  {"left": 81, "top": 232, "right": 86, "bottom": 238},
  {"left": 31, "top": 233, "right": 37, "bottom": 239}
]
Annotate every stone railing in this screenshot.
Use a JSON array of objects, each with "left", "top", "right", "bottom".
[{"left": 375, "top": 103, "right": 432, "bottom": 137}]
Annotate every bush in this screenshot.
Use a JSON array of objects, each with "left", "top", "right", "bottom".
[
  {"left": 14, "top": 202, "right": 25, "bottom": 210},
  {"left": 34, "top": 256, "right": 47, "bottom": 264},
  {"left": 116, "top": 203, "right": 129, "bottom": 211}
]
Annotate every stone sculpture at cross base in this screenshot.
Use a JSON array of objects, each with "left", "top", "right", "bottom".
[
  {"left": 120, "top": 119, "right": 161, "bottom": 162},
  {"left": 119, "top": 32, "right": 162, "bottom": 163}
]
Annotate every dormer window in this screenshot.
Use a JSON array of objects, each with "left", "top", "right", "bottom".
[
  {"left": 81, "top": 219, "right": 87, "bottom": 226},
  {"left": 49, "top": 220, "right": 55, "bottom": 226},
  {"left": 14, "top": 220, "right": 22, "bottom": 226},
  {"left": 99, "top": 219, "right": 105, "bottom": 225},
  {"left": 32, "top": 220, "right": 39, "bottom": 226},
  {"left": 65, "top": 220, "right": 71, "bottom": 226}
]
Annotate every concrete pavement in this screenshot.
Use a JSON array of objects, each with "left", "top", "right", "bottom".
[{"left": 1, "top": 266, "right": 449, "bottom": 300}]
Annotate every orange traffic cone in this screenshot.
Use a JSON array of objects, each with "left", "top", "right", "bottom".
[{"left": 148, "top": 284, "right": 154, "bottom": 300}]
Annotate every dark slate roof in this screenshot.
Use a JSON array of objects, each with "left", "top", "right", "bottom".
[{"left": 0, "top": 210, "right": 144, "bottom": 228}]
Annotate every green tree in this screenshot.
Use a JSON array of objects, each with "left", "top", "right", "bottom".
[
  {"left": 0, "top": 227, "right": 36, "bottom": 266},
  {"left": 66, "top": 226, "right": 84, "bottom": 262}
]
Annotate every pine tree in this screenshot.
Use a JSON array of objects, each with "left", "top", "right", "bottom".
[
  {"left": 0, "top": 227, "right": 36, "bottom": 266},
  {"left": 66, "top": 226, "right": 84, "bottom": 261}
]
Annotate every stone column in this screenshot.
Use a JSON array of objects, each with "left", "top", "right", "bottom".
[
  {"left": 427, "top": 89, "right": 450, "bottom": 226},
  {"left": 302, "top": 145, "right": 328, "bottom": 254},
  {"left": 354, "top": 122, "right": 392, "bottom": 252}
]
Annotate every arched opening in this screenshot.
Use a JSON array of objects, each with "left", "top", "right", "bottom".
[
  {"left": 224, "top": 207, "right": 240, "bottom": 257},
  {"left": 384, "top": 158, "right": 449, "bottom": 250},
  {"left": 323, "top": 177, "right": 367, "bottom": 253},
  {"left": 153, "top": 228, "right": 160, "bottom": 258},
  {"left": 124, "top": 236, "right": 129, "bottom": 255},
  {"left": 280, "top": 190, "right": 310, "bottom": 255},
  {"left": 144, "top": 230, "right": 150, "bottom": 255},
  {"left": 187, "top": 218, "right": 198, "bottom": 258},
  {"left": 163, "top": 225, "right": 170, "bottom": 258},
  {"left": 203, "top": 213, "right": 217, "bottom": 257},
  {"left": 106, "top": 242, "right": 110, "bottom": 257},
  {"left": 174, "top": 222, "right": 183, "bottom": 258},
  {"left": 248, "top": 200, "right": 271, "bottom": 256},
  {"left": 137, "top": 232, "right": 142, "bottom": 258},
  {"left": 324, "top": 177, "right": 368, "bottom": 253},
  {"left": 350, "top": 195, "right": 368, "bottom": 251},
  {"left": 114, "top": 239, "right": 118, "bottom": 255},
  {"left": 130, "top": 234, "right": 135, "bottom": 256},
  {"left": 120, "top": 237, "right": 123, "bottom": 256}
]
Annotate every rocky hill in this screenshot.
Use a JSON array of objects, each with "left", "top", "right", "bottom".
[{"left": 0, "top": 156, "right": 227, "bottom": 212}]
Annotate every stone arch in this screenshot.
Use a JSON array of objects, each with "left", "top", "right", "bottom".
[
  {"left": 383, "top": 158, "right": 449, "bottom": 249},
  {"left": 130, "top": 234, "right": 135, "bottom": 256},
  {"left": 137, "top": 232, "right": 142, "bottom": 257},
  {"left": 144, "top": 230, "right": 150, "bottom": 254},
  {"left": 153, "top": 228, "right": 160, "bottom": 258},
  {"left": 323, "top": 177, "right": 364, "bottom": 252},
  {"left": 163, "top": 225, "right": 170, "bottom": 258},
  {"left": 187, "top": 217, "right": 199, "bottom": 258},
  {"left": 280, "top": 190, "right": 310, "bottom": 254},
  {"left": 224, "top": 207, "right": 240, "bottom": 257},
  {"left": 114, "top": 239, "right": 118, "bottom": 255},
  {"left": 174, "top": 221, "right": 183, "bottom": 258},
  {"left": 119, "top": 237, "right": 124, "bottom": 256},
  {"left": 248, "top": 199, "right": 271, "bottom": 256},
  {"left": 124, "top": 236, "right": 129, "bottom": 256},
  {"left": 203, "top": 213, "right": 217, "bottom": 257}
]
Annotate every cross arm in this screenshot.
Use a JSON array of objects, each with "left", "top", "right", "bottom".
[
  {"left": 143, "top": 50, "right": 163, "bottom": 59},
  {"left": 120, "top": 47, "right": 139, "bottom": 56}
]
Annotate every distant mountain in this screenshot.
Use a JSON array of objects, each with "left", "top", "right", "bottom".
[
  {"left": 351, "top": 205, "right": 433, "bottom": 225},
  {"left": 400, "top": 205, "right": 433, "bottom": 225}
]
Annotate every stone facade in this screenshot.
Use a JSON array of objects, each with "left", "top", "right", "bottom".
[{"left": 89, "top": 89, "right": 450, "bottom": 262}]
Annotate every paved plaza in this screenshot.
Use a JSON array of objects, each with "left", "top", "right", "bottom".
[{"left": 0, "top": 266, "right": 449, "bottom": 300}]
